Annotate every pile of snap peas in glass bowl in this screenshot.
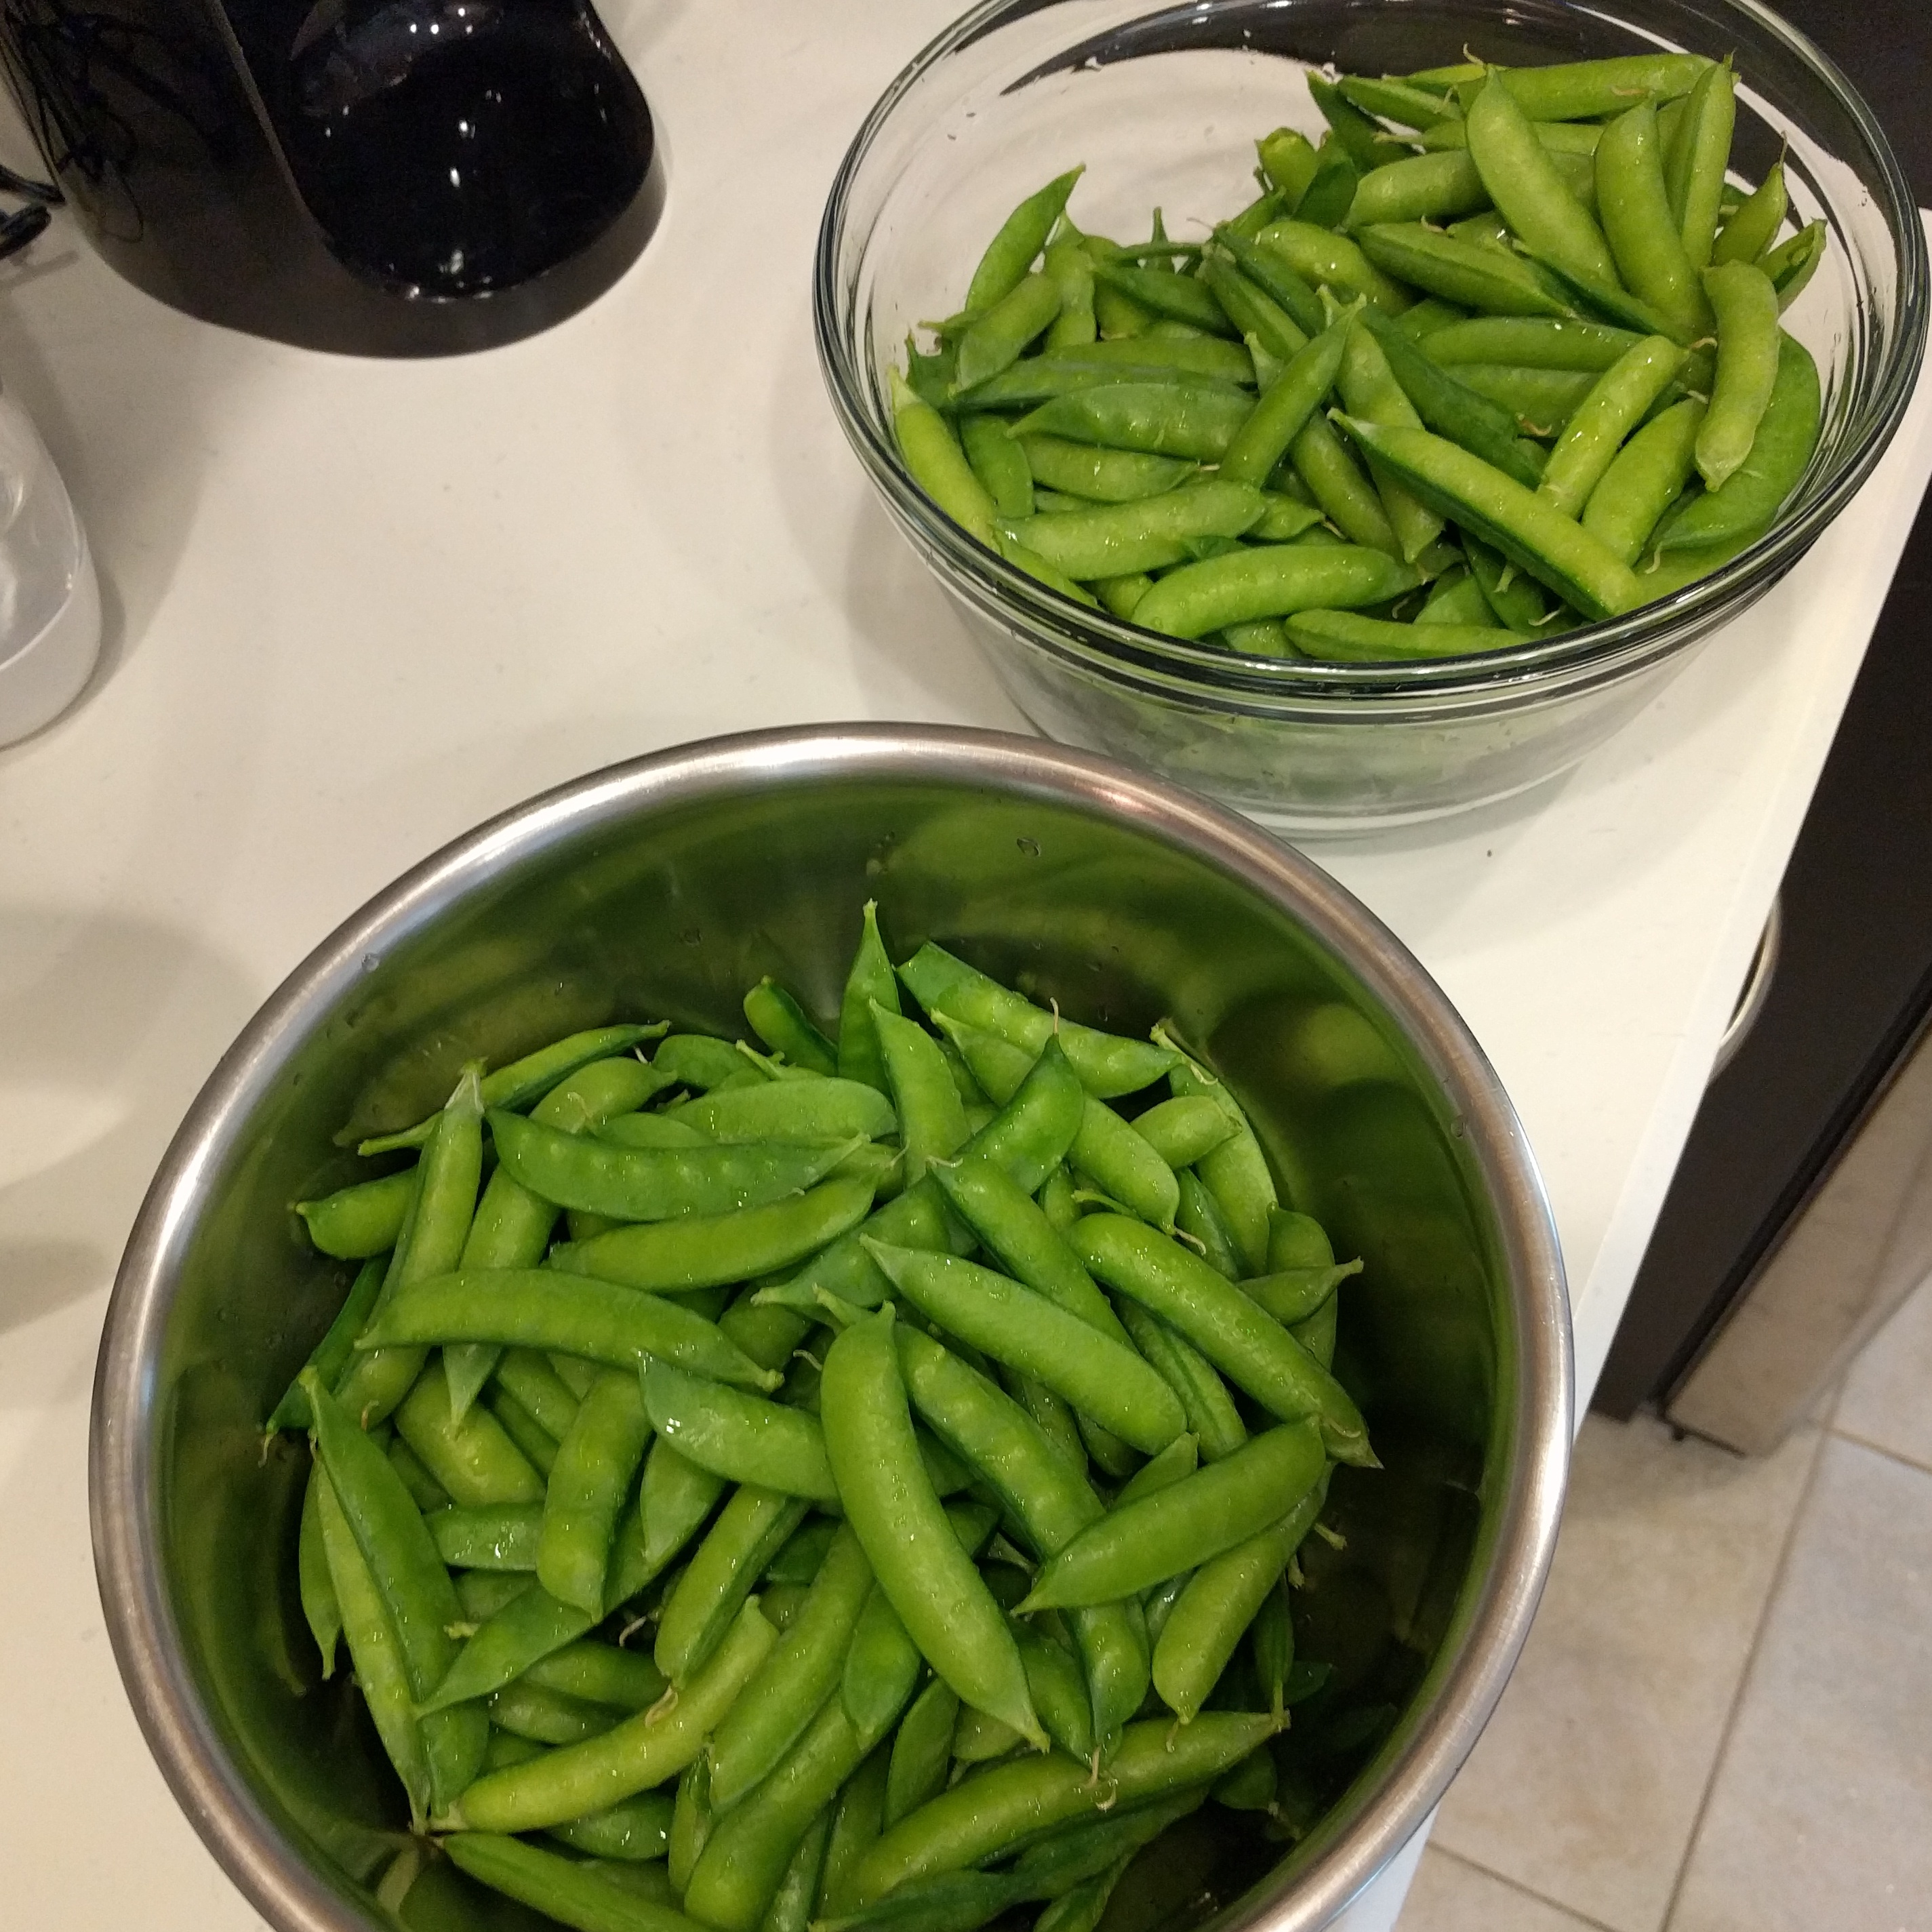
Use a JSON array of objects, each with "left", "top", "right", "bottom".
[
  {"left": 891, "top": 49, "right": 1828, "bottom": 661},
  {"left": 273, "top": 904, "right": 1372, "bottom": 1932}
]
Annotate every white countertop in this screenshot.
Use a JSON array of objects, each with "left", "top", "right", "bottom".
[{"left": 1, "top": 3, "right": 1930, "bottom": 1927}]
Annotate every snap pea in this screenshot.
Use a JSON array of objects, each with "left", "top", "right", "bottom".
[
  {"left": 1217, "top": 317, "right": 1349, "bottom": 489},
  {"left": 1043, "top": 238, "right": 1098, "bottom": 352},
  {"left": 1115, "top": 1430, "right": 1198, "bottom": 1506},
  {"left": 443, "top": 1831, "right": 705, "bottom": 1932},
  {"left": 743, "top": 980, "right": 839, "bottom": 1078},
  {"left": 1239, "top": 1258, "right": 1362, "bottom": 1327},
  {"left": 359, "top": 1272, "right": 781, "bottom": 1390},
  {"left": 849, "top": 1712, "right": 1277, "bottom": 1906},
  {"left": 1518, "top": 247, "right": 1691, "bottom": 345},
  {"left": 488, "top": 1391, "right": 557, "bottom": 1477},
  {"left": 491, "top": 1680, "right": 620, "bottom": 1745},
  {"left": 1196, "top": 255, "right": 1310, "bottom": 366},
  {"left": 1449, "top": 365, "right": 1598, "bottom": 437},
  {"left": 1466, "top": 75, "right": 1616, "bottom": 287},
  {"left": 1150, "top": 1474, "right": 1329, "bottom": 1721},
  {"left": 822, "top": 1746, "right": 893, "bottom": 1915},
  {"left": 836, "top": 900, "right": 902, "bottom": 1100},
  {"left": 388, "top": 1441, "right": 456, "bottom": 1517},
  {"left": 842, "top": 1584, "right": 929, "bottom": 1753},
  {"left": 870, "top": 1002, "right": 969, "bottom": 1185},
  {"left": 1356, "top": 306, "right": 1543, "bottom": 488},
  {"left": 1538, "top": 335, "right": 1687, "bottom": 517},
  {"left": 891, "top": 371, "right": 997, "bottom": 548},
  {"left": 1336, "top": 416, "right": 1642, "bottom": 621},
  {"left": 1026, "top": 332, "right": 1255, "bottom": 384},
  {"left": 1000, "top": 479, "right": 1266, "bottom": 580},
  {"left": 821, "top": 1308, "right": 1044, "bottom": 1749},
  {"left": 1006, "top": 382, "right": 1255, "bottom": 462},
  {"left": 957, "top": 355, "right": 1230, "bottom": 414},
  {"left": 395, "top": 1367, "right": 545, "bottom": 1508},
  {"left": 454, "top": 1568, "right": 531, "bottom": 1621},
  {"left": 1346, "top": 149, "right": 1491, "bottom": 228},
  {"left": 954, "top": 274, "right": 1064, "bottom": 393},
  {"left": 1306, "top": 73, "right": 1393, "bottom": 176},
  {"left": 1420, "top": 117, "right": 1601, "bottom": 157},
  {"left": 1251, "top": 492, "right": 1327, "bottom": 540},
  {"left": 1582, "top": 397, "right": 1706, "bottom": 563},
  {"left": 887, "top": 1679, "right": 960, "bottom": 1827},
  {"left": 1713, "top": 161, "right": 1788, "bottom": 268},
  {"left": 656, "top": 1034, "right": 765, "bottom": 1093},
  {"left": 966, "top": 169, "right": 1084, "bottom": 313},
  {"left": 1070, "top": 1215, "right": 1373, "bottom": 1462},
  {"left": 1174, "top": 1170, "right": 1243, "bottom": 1282},
  {"left": 1393, "top": 296, "right": 1468, "bottom": 340},
  {"left": 1114, "top": 1300, "right": 1246, "bottom": 1464},
  {"left": 1664, "top": 58, "right": 1735, "bottom": 270},
  {"left": 1130, "top": 1098, "right": 1237, "bottom": 1171},
  {"left": 1018, "top": 435, "right": 1199, "bottom": 504},
  {"left": 1595, "top": 102, "right": 1714, "bottom": 342},
  {"left": 667, "top": 1752, "right": 712, "bottom": 1891},
  {"left": 1000, "top": 1366, "right": 1088, "bottom": 1474},
  {"left": 496, "top": 1348, "right": 586, "bottom": 1441},
  {"left": 641, "top": 1359, "right": 837, "bottom": 1502},
  {"left": 1255, "top": 219, "right": 1411, "bottom": 315},
  {"left": 546, "top": 1791, "right": 674, "bottom": 1863},
  {"left": 1132, "top": 539, "right": 1420, "bottom": 643},
  {"left": 298, "top": 1460, "right": 340, "bottom": 1674},
  {"left": 1491, "top": 52, "right": 1710, "bottom": 122},
  {"left": 998, "top": 530, "right": 1103, "bottom": 605},
  {"left": 538, "top": 1367, "right": 653, "bottom": 1615},
  {"left": 767, "top": 1808, "right": 835, "bottom": 1932},
  {"left": 1653, "top": 330, "right": 1819, "bottom": 556},
  {"left": 1256, "top": 125, "right": 1319, "bottom": 206},
  {"left": 526, "top": 1641, "right": 669, "bottom": 1712},
  {"left": 656, "top": 1485, "right": 807, "bottom": 1686},
  {"left": 296, "top": 1169, "right": 415, "bottom": 1260},
  {"left": 1091, "top": 262, "right": 1232, "bottom": 337},
  {"left": 949, "top": 1707, "right": 1022, "bottom": 1766},
  {"left": 422, "top": 1583, "right": 595, "bottom": 1712},
  {"left": 668, "top": 1078, "right": 895, "bottom": 1144},
  {"left": 640, "top": 1437, "right": 727, "bottom": 1573},
  {"left": 267, "top": 1253, "right": 388, "bottom": 1432},
  {"left": 1760, "top": 219, "right": 1827, "bottom": 310},
  {"left": 1158, "top": 1030, "right": 1278, "bottom": 1276},
  {"left": 1209, "top": 228, "right": 1326, "bottom": 340},
  {"left": 1354, "top": 221, "right": 1569, "bottom": 319},
  {"left": 1285, "top": 414, "right": 1398, "bottom": 555},
  {"left": 1417, "top": 565, "right": 1497, "bottom": 627},
  {"left": 1697, "top": 262, "right": 1782, "bottom": 491},
  {"left": 1337, "top": 316, "right": 1445, "bottom": 563},
  {"left": 1422, "top": 315, "right": 1642, "bottom": 372}
]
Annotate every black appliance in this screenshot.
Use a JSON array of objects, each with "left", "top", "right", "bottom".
[
  {"left": 0, "top": 0, "right": 664, "bottom": 354},
  {"left": 1596, "top": 0, "right": 1932, "bottom": 1445}
]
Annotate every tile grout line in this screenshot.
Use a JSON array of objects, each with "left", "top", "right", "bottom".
[
  {"left": 1426, "top": 1843, "right": 1629, "bottom": 1932},
  {"left": 1827, "top": 1420, "right": 1932, "bottom": 1482},
  {"left": 1651, "top": 1422, "right": 1836, "bottom": 1932}
]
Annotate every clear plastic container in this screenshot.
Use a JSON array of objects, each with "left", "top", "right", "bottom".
[
  {"left": 0, "top": 390, "right": 99, "bottom": 746},
  {"left": 813, "top": 0, "right": 1929, "bottom": 831}
]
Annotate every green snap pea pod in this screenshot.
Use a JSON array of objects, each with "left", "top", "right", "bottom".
[
  {"left": 443, "top": 1831, "right": 705, "bottom": 1932},
  {"left": 422, "top": 1584, "right": 595, "bottom": 1711},
  {"left": 656, "top": 1032, "right": 763, "bottom": 1092},
  {"left": 1354, "top": 222, "right": 1569, "bottom": 319},
  {"left": 1336, "top": 416, "right": 1641, "bottom": 620},
  {"left": 1251, "top": 492, "right": 1327, "bottom": 540},
  {"left": 1465, "top": 73, "right": 1616, "bottom": 287},
  {"left": 1005, "top": 382, "right": 1255, "bottom": 462},
  {"left": 891, "top": 371, "right": 997, "bottom": 548},
  {"left": 1212, "top": 1748, "right": 1277, "bottom": 1811},
  {"left": 1115, "top": 1430, "right": 1198, "bottom": 1505},
  {"left": 1023, "top": 332, "right": 1255, "bottom": 384},
  {"left": 1462, "top": 527, "right": 1556, "bottom": 627},
  {"left": 767, "top": 1515, "right": 839, "bottom": 1585},
  {"left": 1491, "top": 52, "right": 1711, "bottom": 121},
  {"left": 687, "top": 1693, "right": 897, "bottom": 1932},
  {"left": 938, "top": 1020, "right": 1178, "bottom": 1231},
  {"left": 1306, "top": 72, "right": 1392, "bottom": 174},
  {"left": 668, "top": 1078, "right": 895, "bottom": 1145},
  {"left": 896, "top": 944, "right": 1174, "bottom": 1100},
  {"left": 849, "top": 1712, "right": 1276, "bottom": 1906},
  {"left": 1174, "top": 1171, "right": 1243, "bottom": 1282},
  {"left": 1355, "top": 306, "right": 1544, "bottom": 488},
  {"left": 929, "top": 1154, "right": 1128, "bottom": 1347},
  {"left": 754, "top": 1173, "right": 968, "bottom": 1316},
  {"left": 1251, "top": 1572, "right": 1296, "bottom": 1718},
  {"left": 669, "top": 1754, "right": 712, "bottom": 1889},
  {"left": 1017, "top": 435, "right": 1199, "bottom": 504},
  {"left": 656, "top": 1485, "right": 808, "bottom": 1686},
  {"left": 491, "top": 1681, "right": 620, "bottom": 1745},
  {"left": 1663, "top": 58, "right": 1734, "bottom": 269},
  {"left": 312, "top": 1463, "right": 434, "bottom": 1818},
  {"left": 1582, "top": 397, "right": 1706, "bottom": 563},
  {"left": 350, "top": 1024, "right": 666, "bottom": 1154},
  {"left": 454, "top": 1569, "right": 530, "bottom": 1621},
  {"left": 837, "top": 900, "right": 901, "bottom": 1098},
  {"left": 998, "top": 530, "right": 1104, "bottom": 605},
  {"left": 888, "top": 1680, "right": 961, "bottom": 1826},
  {"left": 1696, "top": 262, "right": 1782, "bottom": 491},
  {"left": 1257, "top": 125, "right": 1320, "bottom": 205},
  {"left": 445, "top": 1601, "right": 775, "bottom": 1830},
  {"left": 999, "top": 479, "right": 1266, "bottom": 580},
  {"left": 1239, "top": 1259, "right": 1362, "bottom": 1326},
  {"left": 953, "top": 274, "right": 1064, "bottom": 395},
  {"left": 1417, "top": 565, "right": 1497, "bottom": 626},
  {"left": 547, "top": 1791, "right": 675, "bottom": 1862},
  {"left": 296, "top": 1169, "right": 416, "bottom": 1260},
  {"left": 1449, "top": 365, "right": 1598, "bottom": 436},
  {"left": 1032, "top": 1868, "right": 1126, "bottom": 1932},
  {"left": 1012, "top": 1624, "right": 1093, "bottom": 1766},
  {"left": 1020, "top": 1421, "right": 1324, "bottom": 1611},
  {"left": 966, "top": 168, "right": 1084, "bottom": 313},
  {"left": 395, "top": 1369, "right": 544, "bottom": 1508},
  {"left": 961, "top": 415, "right": 1035, "bottom": 521},
  {"left": 1001, "top": 1366, "right": 1088, "bottom": 1474},
  {"left": 1337, "top": 73, "right": 1460, "bottom": 130},
  {"left": 641, "top": 1436, "right": 727, "bottom": 1572},
  {"left": 708, "top": 1522, "right": 874, "bottom": 1809},
  {"left": 1114, "top": 1300, "right": 1245, "bottom": 1464},
  {"left": 1595, "top": 102, "right": 1714, "bottom": 342},
  {"left": 1537, "top": 334, "right": 1688, "bottom": 517},
  {"left": 895, "top": 1329, "right": 1146, "bottom": 1755},
  {"left": 1043, "top": 238, "right": 1098, "bottom": 351},
  {"left": 267, "top": 1254, "right": 388, "bottom": 1432},
  {"left": 822, "top": 1746, "right": 893, "bottom": 1914},
  {"left": 361, "top": 1272, "right": 781, "bottom": 1390},
  {"left": 873, "top": 1003, "right": 972, "bottom": 1184},
  {"left": 744, "top": 981, "right": 840, "bottom": 1076},
  {"left": 1070, "top": 1217, "right": 1371, "bottom": 1463},
  {"left": 1344, "top": 150, "right": 1491, "bottom": 228},
  {"left": 496, "top": 1348, "right": 586, "bottom": 1440},
  {"left": 1337, "top": 314, "right": 1446, "bottom": 563},
  {"left": 721, "top": 1297, "right": 813, "bottom": 1381},
  {"left": 767, "top": 1807, "right": 835, "bottom": 1932},
  {"left": 388, "top": 1436, "right": 451, "bottom": 1513},
  {"left": 821, "top": 1309, "right": 1044, "bottom": 1748},
  {"left": 1196, "top": 256, "right": 1310, "bottom": 365},
  {"left": 1654, "top": 331, "right": 1819, "bottom": 559},
  {"left": 1150, "top": 1474, "right": 1329, "bottom": 1722},
  {"left": 641, "top": 1360, "right": 837, "bottom": 1503},
  {"left": 1134, "top": 539, "right": 1420, "bottom": 638},
  {"left": 843, "top": 1584, "right": 929, "bottom": 1752},
  {"left": 335, "top": 1066, "right": 485, "bottom": 1427},
  {"left": 1393, "top": 296, "right": 1468, "bottom": 340},
  {"left": 1420, "top": 116, "right": 1601, "bottom": 157},
  {"left": 1217, "top": 317, "right": 1349, "bottom": 489},
  {"left": 527, "top": 1641, "right": 669, "bottom": 1712},
  {"left": 540, "top": 1367, "right": 653, "bottom": 1615},
  {"left": 553, "top": 1176, "right": 879, "bottom": 1295},
  {"left": 304, "top": 1371, "right": 486, "bottom": 1812},
  {"left": 1129, "top": 1098, "right": 1236, "bottom": 1171},
  {"left": 1287, "top": 415, "right": 1402, "bottom": 555},
  {"left": 1758, "top": 219, "right": 1827, "bottom": 310},
  {"left": 1210, "top": 228, "right": 1326, "bottom": 338},
  {"left": 1714, "top": 162, "right": 1788, "bottom": 268},
  {"left": 1091, "top": 262, "right": 1232, "bottom": 336},
  {"left": 298, "top": 1459, "right": 341, "bottom": 1674},
  {"left": 1158, "top": 1039, "right": 1271, "bottom": 1279},
  {"left": 950, "top": 1708, "right": 1022, "bottom": 1765},
  {"left": 1421, "top": 315, "right": 1643, "bottom": 371},
  {"left": 1255, "top": 220, "right": 1411, "bottom": 314}
]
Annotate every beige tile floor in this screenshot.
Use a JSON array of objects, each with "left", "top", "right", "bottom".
[{"left": 1398, "top": 1273, "right": 1932, "bottom": 1932}]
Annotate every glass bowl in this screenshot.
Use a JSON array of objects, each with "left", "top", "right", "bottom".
[{"left": 814, "top": 0, "right": 1928, "bottom": 832}]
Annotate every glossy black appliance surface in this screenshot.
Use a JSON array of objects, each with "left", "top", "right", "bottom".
[{"left": 0, "top": 0, "right": 662, "bottom": 353}]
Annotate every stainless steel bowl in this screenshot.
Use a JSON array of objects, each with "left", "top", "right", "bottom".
[{"left": 92, "top": 726, "right": 1570, "bottom": 1932}]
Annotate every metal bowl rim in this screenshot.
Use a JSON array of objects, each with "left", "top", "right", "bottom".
[{"left": 90, "top": 723, "right": 1571, "bottom": 1932}]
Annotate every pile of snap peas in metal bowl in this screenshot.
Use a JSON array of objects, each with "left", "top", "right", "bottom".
[
  {"left": 273, "top": 903, "right": 1373, "bottom": 1932},
  {"left": 890, "top": 49, "right": 1825, "bottom": 661}
]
